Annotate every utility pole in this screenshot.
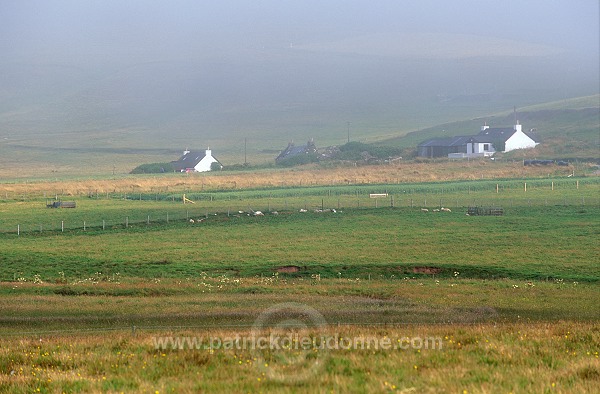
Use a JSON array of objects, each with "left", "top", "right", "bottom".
[
  {"left": 244, "top": 138, "right": 247, "bottom": 165},
  {"left": 347, "top": 121, "right": 350, "bottom": 143}
]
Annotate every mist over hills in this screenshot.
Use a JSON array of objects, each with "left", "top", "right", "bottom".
[{"left": 0, "top": 1, "right": 598, "bottom": 176}]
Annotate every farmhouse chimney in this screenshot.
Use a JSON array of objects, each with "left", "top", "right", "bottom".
[
  {"left": 205, "top": 147, "right": 211, "bottom": 157},
  {"left": 481, "top": 122, "right": 489, "bottom": 132},
  {"left": 183, "top": 147, "right": 190, "bottom": 155},
  {"left": 514, "top": 120, "right": 522, "bottom": 133}
]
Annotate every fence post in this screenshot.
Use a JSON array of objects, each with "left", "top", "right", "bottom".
[
  {"left": 167, "top": 213, "right": 169, "bottom": 223},
  {"left": 551, "top": 181, "right": 554, "bottom": 191},
  {"left": 103, "top": 220, "right": 105, "bottom": 230},
  {"left": 524, "top": 182, "right": 527, "bottom": 192},
  {"left": 147, "top": 215, "right": 150, "bottom": 225},
  {"left": 576, "top": 180, "right": 579, "bottom": 190},
  {"left": 17, "top": 224, "right": 20, "bottom": 236},
  {"left": 61, "top": 221, "right": 64, "bottom": 232},
  {"left": 83, "top": 221, "right": 86, "bottom": 231},
  {"left": 126, "top": 217, "right": 129, "bottom": 228}
]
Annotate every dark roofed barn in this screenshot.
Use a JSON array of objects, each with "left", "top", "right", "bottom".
[
  {"left": 417, "top": 136, "right": 472, "bottom": 158},
  {"left": 276, "top": 139, "right": 318, "bottom": 163}
]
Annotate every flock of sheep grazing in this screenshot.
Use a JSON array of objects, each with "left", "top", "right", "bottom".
[
  {"left": 188, "top": 206, "right": 450, "bottom": 223},
  {"left": 421, "top": 207, "right": 452, "bottom": 213},
  {"left": 187, "top": 208, "right": 340, "bottom": 223}
]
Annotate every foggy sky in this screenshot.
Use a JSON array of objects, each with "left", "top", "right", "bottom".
[
  {"left": 2, "top": 0, "right": 598, "bottom": 63},
  {"left": 0, "top": 0, "right": 598, "bottom": 150}
]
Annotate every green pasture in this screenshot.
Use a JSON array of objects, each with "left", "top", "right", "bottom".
[
  {"left": 0, "top": 177, "right": 598, "bottom": 234},
  {"left": 0, "top": 178, "right": 598, "bottom": 393},
  {"left": 0, "top": 179, "right": 598, "bottom": 283}
]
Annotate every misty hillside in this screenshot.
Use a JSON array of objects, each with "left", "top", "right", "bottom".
[
  {"left": 379, "top": 95, "right": 600, "bottom": 159},
  {"left": 0, "top": 1, "right": 598, "bottom": 177},
  {"left": 0, "top": 49, "right": 597, "bottom": 157}
]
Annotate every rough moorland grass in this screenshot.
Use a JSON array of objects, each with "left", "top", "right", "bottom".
[
  {"left": 0, "top": 159, "right": 589, "bottom": 196},
  {"left": 0, "top": 321, "right": 598, "bottom": 393},
  {"left": 1, "top": 278, "right": 598, "bottom": 335}
]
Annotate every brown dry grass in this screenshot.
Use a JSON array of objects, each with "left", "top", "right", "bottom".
[
  {"left": 1, "top": 322, "right": 598, "bottom": 393},
  {"left": 0, "top": 160, "right": 580, "bottom": 196}
]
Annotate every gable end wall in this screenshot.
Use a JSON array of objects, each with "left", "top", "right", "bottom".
[{"left": 504, "top": 130, "right": 538, "bottom": 152}]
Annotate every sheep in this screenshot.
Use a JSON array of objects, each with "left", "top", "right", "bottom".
[
  {"left": 432, "top": 209, "right": 440, "bottom": 212},
  {"left": 271, "top": 211, "right": 279, "bottom": 215},
  {"left": 253, "top": 211, "right": 264, "bottom": 216},
  {"left": 441, "top": 207, "right": 452, "bottom": 212},
  {"left": 421, "top": 208, "right": 429, "bottom": 212},
  {"left": 299, "top": 208, "right": 308, "bottom": 213},
  {"left": 189, "top": 219, "right": 195, "bottom": 223}
]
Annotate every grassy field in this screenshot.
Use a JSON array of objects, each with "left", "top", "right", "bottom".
[
  {"left": 0, "top": 94, "right": 597, "bottom": 179},
  {"left": 1, "top": 176, "right": 598, "bottom": 392}
]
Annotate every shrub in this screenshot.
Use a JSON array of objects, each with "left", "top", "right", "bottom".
[
  {"left": 276, "top": 153, "right": 320, "bottom": 167},
  {"left": 130, "top": 162, "right": 175, "bottom": 174}
]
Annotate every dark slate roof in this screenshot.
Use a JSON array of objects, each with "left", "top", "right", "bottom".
[
  {"left": 418, "top": 136, "right": 472, "bottom": 147},
  {"left": 523, "top": 129, "right": 540, "bottom": 142},
  {"left": 477, "top": 127, "right": 516, "bottom": 142},
  {"left": 171, "top": 151, "right": 207, "bottom": 171},
  {"left": 276, "top": 140, "right": 318, "bottom": 161}
]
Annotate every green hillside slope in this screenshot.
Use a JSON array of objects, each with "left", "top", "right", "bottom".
[{"left": 379, "top": 95, "right": 599, "bottom": 159}]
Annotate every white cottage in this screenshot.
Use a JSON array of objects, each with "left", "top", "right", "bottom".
[
  {"left": 477, "top": 122, "right": 539, "bottom": 153},
  {"left": 427, "top": 122, "right": 539, "bottom": 159},
  {"left": 172, "top": 148, "right": 222, "bottom": 172}
]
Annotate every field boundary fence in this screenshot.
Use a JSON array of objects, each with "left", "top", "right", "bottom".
[
  {"left": 1, "top": 177, "right": 598, "bottom": 202},
  {"left": 1, "top": 178, "right": 598, "bottom": 236}
]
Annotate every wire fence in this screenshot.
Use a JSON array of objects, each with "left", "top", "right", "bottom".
[
  {"left": 1, "top": 178, "right": 598, "bottom": 236},
  {"left": 1, "top": 177, "right": 598, "bottom": 202}
]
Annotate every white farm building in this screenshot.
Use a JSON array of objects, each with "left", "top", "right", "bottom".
[
  {"left": 171, "top": 148, "right": 222, "bottom": 172},
  {"left": 418, "top": 122, "right": 539, "bottom": 158}
]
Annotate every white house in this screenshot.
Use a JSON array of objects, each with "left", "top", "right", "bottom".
[
  {"left": 422, "top": 121, "right": 539, "bottom": 158},
  {"left": 477, "top": 122, "right": 539, "bottom": 153},
  {"left": 171, "top": 148, "right": 222, "bottom": 172}
]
